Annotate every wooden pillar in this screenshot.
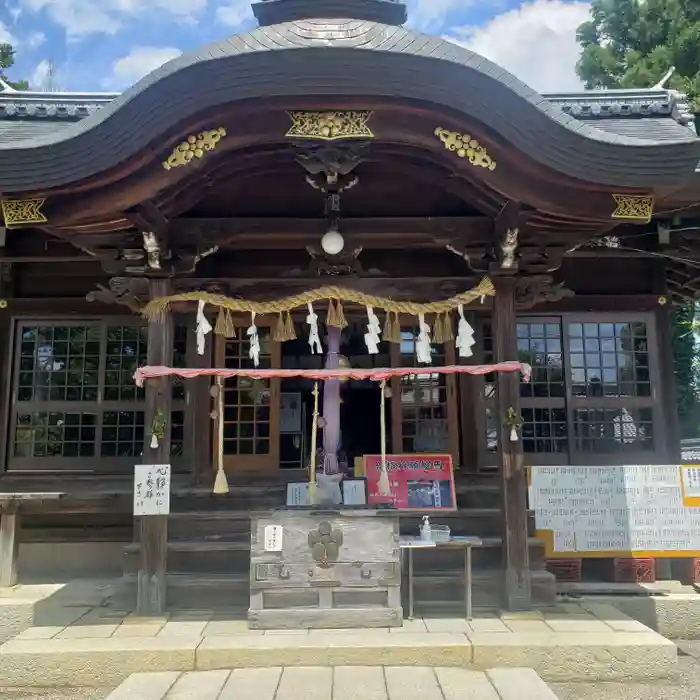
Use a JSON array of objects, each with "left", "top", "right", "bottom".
[
  {"left": 0, "top": 512, "right": 19, "bottom": 587},
  {"left": 492, "top": 276, "right": 532, "bottom": 610},
  {"left": 185, "top": 313, "right": 211, "bottom": 485},
  {"left": 137, "top": 277, "right": 173, "bottom": 616}
]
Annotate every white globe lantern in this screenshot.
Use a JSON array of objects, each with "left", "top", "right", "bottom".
[{"left": 320, "top": 226, "right": 345, "bottom": 256}]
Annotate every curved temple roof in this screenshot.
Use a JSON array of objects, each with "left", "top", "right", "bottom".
[{"left": 0, "top": 18, "right": 698, "bottom": 192}]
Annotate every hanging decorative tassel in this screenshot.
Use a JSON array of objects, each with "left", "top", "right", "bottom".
[
  {"left": 433, "top": 314, "right": 446, "bottom": 344},
  {"left": 247, "top": 311, "right": 261, "bottom": 367},
  {"left": 441, "top": 312, "right": 454, "bottom": 342},
  {"left": 383, "top": 311, "right": 401, "bottom": 343},
  {"left": 364, "top": 305, "right": 381, "bottom": 355},
  {"left": 416, "top": 313, "right": 433, "bottom": 364},
  {"left": 326, "top": 299, "right": 348, "bottom": 329},
  {"left": 212, "top": 378, "right": 229, "bottom": 495},
  {"left": 510, "top": 427, "right": 519, "bottom": 442},
  {"left": 150, "top": 434, "right": 159, "bottom": 449},
  {"left": 283, "top": 311, "right": 296, "bottom": 341},
  {"left": 505, "top": 407, "right": 523, "bottom": 444},
  {"left": 223, "top": 310, "right": 235, "bottom": 338},
  {"left": 196, "top": 300, "right": 212, "bottom": 356},
  {"left": 335, "top": 300, "right": 348, "bottom": 329},
  {"left": 456, "top": 304, "right": 476, "bottom": 358},
  {"left": 273, "top": 312, "right": 286, "bottom": 342},
  {"left": 214, "top": 308, "right": 227, "bottom": 336},
  {"left": 307, "top": 302, "right": 322, "bottom": 354}
]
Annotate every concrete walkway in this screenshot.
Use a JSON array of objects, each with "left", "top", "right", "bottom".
[{"left": 104, "top": 667, "right": 560, "bottom": 700}]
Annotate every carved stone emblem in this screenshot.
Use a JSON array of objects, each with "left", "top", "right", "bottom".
[{"left": 308, "top": 521, "right": 344, "bottom": 566}]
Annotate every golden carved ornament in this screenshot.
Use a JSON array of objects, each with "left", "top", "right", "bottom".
[
  {"left": 162, "top": 127, "right": 227, "bottom": 171},
  {"left": 1, "top": 198, "right": 48, "bottom": 227},
  {"left": 286, "top": 111, "right": 374, "bottom": 140},
  {"left": 434, "top": 127, "right": 497, "bottom": 171},
  {"left": 612, "top": 194, "right": 654, "bottom": 223}
]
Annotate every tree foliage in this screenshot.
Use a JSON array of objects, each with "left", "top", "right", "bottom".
[
  {"left": 576, "top": 0, "right": 700, "bottom": 110},
  {"left": 672, "top": 303, "right": 699, "bottom": 437},
  {"left": 0, "top": 43, "right": 28, "bottom": 91},
  {"left": 577, "top": 1, "right": 700, "bottom": 436}
]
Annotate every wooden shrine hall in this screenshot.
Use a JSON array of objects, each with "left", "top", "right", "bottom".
[{"left": 0, "top": 0, "right": 700, "bottom": 616}]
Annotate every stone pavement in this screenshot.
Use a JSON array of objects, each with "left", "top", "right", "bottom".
[
  {"left": 0, "top": 580, "right": 680, "bottom": 688},
  {"left": 103, "top": 667, "right": 560, "bottom": 700}
]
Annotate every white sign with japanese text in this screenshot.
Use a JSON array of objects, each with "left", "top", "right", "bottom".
[
  {"left": 134, "top": 464, "right": 171, "bottom": 516},
  {"left": 264, "top": 525, "right": 284, "bottom": 552}
]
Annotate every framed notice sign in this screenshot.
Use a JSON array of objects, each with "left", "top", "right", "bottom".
[
  {"left": 360, "top": 454, "right": 456, "bottom": 511},
  {"left": 133, "top": 464, "right": 171, "bottom": 516}
]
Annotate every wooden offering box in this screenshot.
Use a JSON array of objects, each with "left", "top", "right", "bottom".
[{"left": 249, "top": 509, "right": 402, "bottom": 629}]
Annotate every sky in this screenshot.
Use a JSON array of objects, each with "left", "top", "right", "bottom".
[{"left": 0, "top": 0, "right": 592, "bottom": 94}]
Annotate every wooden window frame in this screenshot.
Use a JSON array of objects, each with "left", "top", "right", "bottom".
[
  {"left": 563, "top": 312, "right": 663, "bottom": 466},
  {"left": 213, "top": 316, "right": 281, "bottom": 474},
  {"left": 389, "top": 316, "right": 460, "bottom": 465},
  {"left": 474, "top": 311, "right": 664, "bottom": 468},
  {"left": 6, "top": 316, "right": 188, "bottom": 474}
]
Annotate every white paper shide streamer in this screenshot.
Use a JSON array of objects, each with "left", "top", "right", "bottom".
[
  {"left": 196, "top": 300, "right": 213, "bottom": 356},
  {"left": 247, "top": 311, "right": 260, "bottom": 367},
  {"left": 416, "top": 313, "right": 433, "bottom": 365},
  {"left": 307, "top": 302, "right": 322, "bottom": 354},
  {"left": 456, "top": 304, "right": 476, "bottom": 358},
  {"left": 364, "top": 305, "right": 381, "bottom": 355}
]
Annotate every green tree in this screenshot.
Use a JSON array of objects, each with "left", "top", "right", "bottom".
[
  {"left": 576, "top": 0, "right": 700, "bottom": 110},
  {"left": 577, "top": 1, "right": 700, "bottom": 436},
  {"left": 0, "top": 43, "right": 28, "bottom": 91},
  {"left": 672, "top": 303, "right": 699, "bottom": 437}
]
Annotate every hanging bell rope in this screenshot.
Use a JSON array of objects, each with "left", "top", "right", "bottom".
[
  {"left": 309, "top": 382, "right": 319, "bottom": 504},
  {"left": 377, "top": 379, "right": 392, "bottom": 498},
  {"left": 212, "top": 377, "right": 229, "bottom": 495}
]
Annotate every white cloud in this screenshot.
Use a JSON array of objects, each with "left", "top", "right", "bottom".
[
  {"left": 30, "top": 58, "right": 51, "bottom": 89},
  {"left": 102, "top": 46, "right": 182, "bottom": 90},
  {"left": 216, "top": 0, "right": 253, "bottom": 28},
  {"left": 447, "top": 0, "right": 591, "bottom": 93},
  {"left": 26, "top": 31, "right": 46, "bottom": 49},
  {"left": 18, "top": 0, "right": 207, "bottom": 39},
  {"left": 0, "top": 21, "right": 18, "bottom": 45}
]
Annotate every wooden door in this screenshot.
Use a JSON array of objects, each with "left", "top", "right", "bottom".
[
  {"left": 214, "top": 320, "right": 281, "bottom": 473},
  {"left": 390, "top": 322, "right": 460, "bottom": 465}
]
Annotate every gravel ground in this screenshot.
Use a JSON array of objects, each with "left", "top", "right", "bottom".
[
  {"left": 0, "top": 689, "right": 113, "bottom": 700},
  {"left": 550, "top": 643, "right": 700, "bottom": 700}
]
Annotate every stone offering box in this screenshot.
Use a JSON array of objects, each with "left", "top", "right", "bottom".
[{"left": 249, "top": 509, "right": 402, "bottom": 629}]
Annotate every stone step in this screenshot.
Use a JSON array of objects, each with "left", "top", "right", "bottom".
[
  {"left": 101, "top": 667, "right": 563, "bottom": 700},
  {"left": 0, "top": 624, "right": 676, "bottom": 688}
]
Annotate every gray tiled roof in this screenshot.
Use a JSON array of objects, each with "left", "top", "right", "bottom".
[
  {"left": 1, "top": 84, "right": 693, "bottom": 146},
  {"left": 0, "top": 19, "right": 697, "bottom": 191}
]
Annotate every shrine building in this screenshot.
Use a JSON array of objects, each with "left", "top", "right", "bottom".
[{"left": 0, "top": 0, "right": 699, "bottom": 614}]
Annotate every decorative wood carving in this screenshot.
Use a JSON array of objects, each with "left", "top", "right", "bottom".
[
  {"left": 612, "top": 194, "right": 654, "bottom": 223},
  {"left": 434, "top": 127, "right": 497, "bottom": 170},
  {"left": 1, "top": 199, "right": 47, "bottom": 227},
  {"left": 85, "top": 277, "right": 145, "bottom": 313},
  {"left": 515, "top": 275, "right": 574, "bottom": 309},
  {"left": 286, "top": 111, "right": 374, "bottom": 141},
  {"left": 301, "top": 245, "right": 366, "bottom": 277},
  {"left": 162, "top": 127, "right": 226, "bottom": 171}
]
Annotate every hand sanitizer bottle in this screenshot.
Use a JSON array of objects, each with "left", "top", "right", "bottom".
[{"left": 420, "top": 515, "right": 432, "bottom": 542}]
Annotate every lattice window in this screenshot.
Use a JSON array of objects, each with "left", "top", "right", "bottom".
[
  {"left": 573, "top": 407, "right": 654, "bottom": 453},
  {"left": 396, "top": 329, "right": 451, "bottom": 454},
  {"left": 568, "top": 322, "right": 651, "bottom": 398},
  {"left": 222, "top": 330, "right": 273, "bottom": 457},
  {"left": 10, "top": 320, "right": 189, "bottom": 471}
]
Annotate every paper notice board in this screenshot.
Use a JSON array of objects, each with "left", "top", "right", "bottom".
[
  {"left": 530, "top": 465, "right": 700, "bottom": 558},
  {"left": 358, "top": 454, "right": 456, "bottom": 511}
]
